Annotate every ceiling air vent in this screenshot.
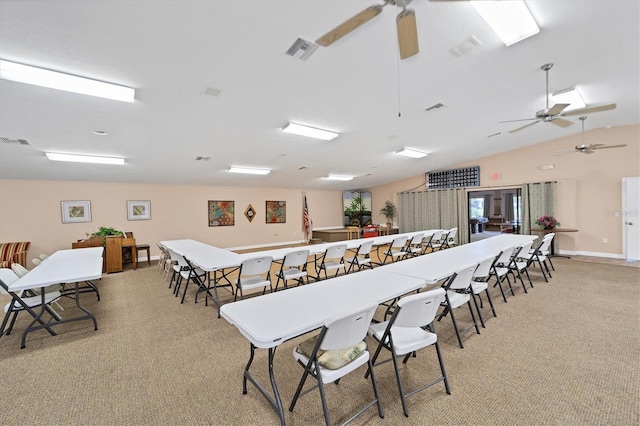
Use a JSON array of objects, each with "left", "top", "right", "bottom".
[
  {"left": 425, "top": 103, "right": 445, "bottom": 112},
  {"left": 195, "top": 156, "right": 210, "bottom": 161},
  {"left": 0, "top": 137, "right": 31, "bottom": 145},
  {"left": 285, "top": 38, "right": 318, "bottom": 61}
]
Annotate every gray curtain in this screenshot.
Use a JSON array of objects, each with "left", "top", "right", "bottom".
[
  {"left": 483, "top": 194, "right": 491, "bottom": 218},
  {"left": 398, "top": 188, "right": 469, "bottom": 245},
  {"left": 504, "top": 193, "right": 514, "bottom": 222},
  {"left": 521, "top": 182, "right": 556, "bottom": 236}
]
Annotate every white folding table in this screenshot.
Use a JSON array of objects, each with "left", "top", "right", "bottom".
[
  {"left": 8, "top": 247, "right": 104, "bottom": 348},
  {"left": 220, "top": 269, "right": 427, "bottom": 425}
]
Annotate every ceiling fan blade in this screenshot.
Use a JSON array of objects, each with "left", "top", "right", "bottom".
[
  {"left": 509, "top": 120, "right": 541, "bottom": 133},
  {"left": 315, "top": 5, "right": 384, "bottom": 47},
  {"left": 499, "top": 117, "right": 538, "bottom": 124},
  {"left": 551, "top": 118, "right": 573, "bottom": 128},
  {"left": 562, "top": 103, "right": 617, "bottom": 117},
  {"left": 547, "top": 103, "right": 570, "bottom": 116},
  {"left": 593, "top": 144, "right": 627, "bottom": 150},
  {"left": 397, "top": 9, "right": 419, "bottom": 59}
]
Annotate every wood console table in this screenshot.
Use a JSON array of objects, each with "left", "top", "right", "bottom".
[{"left": 72, "top": 236, "right": 136, "bottom": 273}]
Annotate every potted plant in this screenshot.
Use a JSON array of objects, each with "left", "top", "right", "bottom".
[{"left": 379, "top": 200, "right": 397, "bottom": 227}]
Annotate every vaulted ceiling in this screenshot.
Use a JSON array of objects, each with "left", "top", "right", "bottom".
[{"left": 0, "top": 1, "right": 638, "bottom": 190}]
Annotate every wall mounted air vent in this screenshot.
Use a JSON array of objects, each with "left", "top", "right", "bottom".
[
  {"left": 0, "top": 137, "right": 31, "bottom": 145},
  {"left": 285, "top": 38, "right": 319, "bottom": 61},
  {"left": 425, "top": 103, "right": 445, "bottom": 112}
]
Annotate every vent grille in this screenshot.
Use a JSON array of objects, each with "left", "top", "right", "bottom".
[
  {"left": 425, "top": 103, "right": 445, "bottom": 112},
  {"left": 285, "top": 38, "right": 318, "bottom": 61},
  {"left": 0, "top": 137, "right": 31, "bottom": 145},
  {"left": 195, "top": 156, "right": 210, "bottom": 161}
]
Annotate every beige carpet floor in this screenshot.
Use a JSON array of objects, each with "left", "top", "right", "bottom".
[{"left": 1, "top": 256, "right": 638, "bottom": 425}]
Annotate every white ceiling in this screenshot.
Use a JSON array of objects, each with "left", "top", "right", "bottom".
[{"left": 0, "top": 0, "right": 638, "bottom": 191}]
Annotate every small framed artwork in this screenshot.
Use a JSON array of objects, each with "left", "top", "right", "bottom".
[
  {"left": 61, "top": 200, "right": 92, "bottom": 223},
  {"left": 266, "top": 200, "right": 286, "bottom": 223},
  {"left": 127, "top": 200, "right": 151, "bottom": 221},
  {"left": 209, "top": 200, "right": 235, "bottom": 226},
  {"left": 244, "top": 204, "right": 256, "bottom": 223}
]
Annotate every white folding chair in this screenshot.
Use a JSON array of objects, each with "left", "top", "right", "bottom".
[
  {"left": 437, "top": 264, "right": 481, "bottom": 348},
  {"left": 509, "top": 240, "right": 535, "bottom": 291},
  {"left": 406, "top": 233, "right": 424, "bottom": 257},
  {"left": 274, "top": 249, "right": 309, "bottom": 291},
  {"left": 0, "top": 268, "right": 62, "bottom": 340},
  {"left": 290, "top": 304, "right": 383, "bottom": 426},
  {"left": 382, "top": 235, "right": 409, "bottom": 264},
  {"left": 344, "top": 240, "right": 374, "bottom": 273},
  {"left": 470, "top": 254, "right": 499, "bottom": 328},
  {"left": 38, "top": 254, "right": 49, "bottom": 261},
  {"left": 526, "top": 235, "right": 554, "bottom": 282},
  {"left": 368, "top": 288, "right": 450, "bottom": 417},
  {"left": 427, "top": 230, "right": 445, "bottom": 252},
  {"left": 489, "top": 247, "right": 516, "bottom": 302},
  {"left": 444, "top": 228, "right": 458, "bottom": 249},
  {"left": 316, "top": 244, "right": 347, "bottom": 279},
  {"left": 235, "top": 256, "right": 273, "bottom": 301},
  {"left": 32, "top": 258, "right": 41, "bottom": 267}
]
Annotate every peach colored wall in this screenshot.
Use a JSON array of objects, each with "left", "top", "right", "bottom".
[
  {"left": 368, "top": 124, "right": 640, "bottom": 257},
  {"left": 0, "top": 180, "right": 343, "bottom": 264}
]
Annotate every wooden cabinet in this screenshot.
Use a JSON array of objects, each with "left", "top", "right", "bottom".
[{"left": 72, "top": 236, "right": 136, "bottom": 273}]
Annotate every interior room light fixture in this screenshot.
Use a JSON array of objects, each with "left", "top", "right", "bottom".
[
  {"left": 0, "top": 59, "right": 135, "bottom": 103},
  {"left": 395, "top": 148, "right": 429, "bottom": 158},
  {"left": 471, "top": 0, "right": 539, "bottom": 46},
  {"left": 227, "top": 166, "right": 271, "bottom": 175},
  {"left": 45, "top": 152, "right": 125, "bottom": 165},
  {"left": 281, "top": 122, "right": 339, "bottom": 141},
  {"left": 324, "top": 174, "right": 354, "bottom": 181},
  {"left": 551, "top": 87, "right": 586, "bottom": 111}
]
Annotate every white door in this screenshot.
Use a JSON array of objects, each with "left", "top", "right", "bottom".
[{"left": 622, "top": 177, "right": 640, "bottom": 260}]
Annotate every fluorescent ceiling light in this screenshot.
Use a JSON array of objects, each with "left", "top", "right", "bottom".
[
  {"left": 551, "top": 88, "right": 586, "bottom": 111},
  {"left": 324, "top": 174, "right": 354, "bottom": 181},
  {"left": 0, "top": 59, "right": 135, "bottom": 103},
  {"left": 282, "top": 122, "right": 339, "bottom": 141},
  {"left": 228, "top": 166, "right": 271, "bottom": 175},
  {"left": 471, "top": 0, "right": 540, "bottom": 46},
  {"left": 46, "top": 152, "right": 125, "bottom": 165},
  {"left": 395, "top": 148, "right": 429, "bottom": 159}
]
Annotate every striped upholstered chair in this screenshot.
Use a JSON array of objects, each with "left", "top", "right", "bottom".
[{"left": 0, "top": 242, "right": 30, "bottom": 269}]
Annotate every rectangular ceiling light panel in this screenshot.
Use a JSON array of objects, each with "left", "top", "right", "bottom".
[
  {"left": 471, "top": 0, "right": 539, "bottom": 46},
  {"left": 396, "top": 148, "right": 428, "bottom": 158},
  {"left": 282, "top": 122, "right": 339, "bottom": 141},
  {"left": 228, "top": 167, "right": 271, "bottom": 175},
  {"left": 46, "top": 152, "right": 125, "bottom": 165},
  {"left": 0, "top": 60, "right": 135, "bottom": 103},
  {"left": 551, "top": 88, "right": 586, "bottom": 111},
  {"left": 324, "top": 175, "right": 353, "bottom": 181}
]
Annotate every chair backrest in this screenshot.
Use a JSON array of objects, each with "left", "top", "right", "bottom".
[
  {"left": 409, "top": 233, "right": 424, "bottom": 245},
  {"left": 390, "top": 235, "right": 409, "bottom": 249},
  {"left": 11, "top": 263, "right": 29, "bottom": 278},
  {"left": 240, "top": 256, "right": 273, "bottom": 276},
  {"left": 32, "top": 258, "right": 42, "bottom": 266},
  {"left": 39, "top": 254, "right": 49, "bottom": 261},
  {"left": 446, "top": 263, "right": 478, "bottom": 291},
  {"left": 496, "top": 246, "right": 515, "bottom": 264},
  {"left": 357, "top": 240, "right": 374, "bottom": 256},
  {"left": 431, "top": 230, "right": 443, "bottom": 242},
  {"left": 0, "top": 268, "right": 20, "bottom": 294},
  {"left": 283, "top": 249, "right": 310, "bottom": 268},
  {"left": 474, "top": 254, "right": 498, "bottom": 278},
  {"left": 325, "top": 244, "right": 347, "bottom": 259},
  {"left": 321, "top": 304, "right": 377, "bottom": 351},
  {"left": 535, "top": 237, "right": 553, "bottom": 254},
  {"left": 447, "top": 228, "right": 458, "bottom": 240},
  {"left": 393, "top": 288, "right": 446, "bottom": 328},
  {"left": 125, "top": 231, "right": 134, "bottom": 238},
  {"left": 168, "top": 248, "right": 188, "bottom": 268},
  {"left": 517, "top": 240, "right": 534, "bottom": 258}
]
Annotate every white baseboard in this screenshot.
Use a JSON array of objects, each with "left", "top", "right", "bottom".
[
  {"left": 559, "top": 249, "right": 624, "bottom": 259},
  {"left": 312, "top": 226, "right": 345, "bottom": 231}
]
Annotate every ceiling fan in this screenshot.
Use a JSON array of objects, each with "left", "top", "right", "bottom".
[
  {"left": 501, "top": 63, "right": 617, "bottom": 134},
  {"left": 555, "top": 116, "right": 627, "bottom": 155},
  {"left": 315, "top": 0, "right": 420, "bottom": 60}
]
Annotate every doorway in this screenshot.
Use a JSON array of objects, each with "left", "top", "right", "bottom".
[
  {"left": 622, "top": 177, "right": 640, "bottom": 260},
  {"left": 468, "top": 188, "right": 522, "bottom": 242}
]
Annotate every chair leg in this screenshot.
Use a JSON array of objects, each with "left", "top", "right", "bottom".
[
  {"left": 485, "top": 289, "right": 497, "bottom": 318},
  {"left": 467, "top": 301, "right": 481, "bottom": 335},
  {"left": 448, "top": 307, "right": 464, "bottom": 349},
  {"left": 366, "top": 357, "right": 385, "bottom": 420},
  {"left": 471, "top": 292, "right": 485, "bottom": 328},
  {"left": 433, "top": 339, "right": 451, "bottom": 395}
]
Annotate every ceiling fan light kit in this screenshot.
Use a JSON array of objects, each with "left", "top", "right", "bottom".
[{"left": 554, "top": 116, "right": 627, "bottom": 156}]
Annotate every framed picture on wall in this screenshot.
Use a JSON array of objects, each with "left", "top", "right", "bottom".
[
  {"left": 127, "top": 200, "right": 151, "bottom": 220},
  {"left": 265, "top": 200, "right": 286, "bottom": 223},
  {"left": 61, "top": 200, "right": 92, "bottom": 223},
  {"left": 209, "top": 200, "right": 235, "bottom": 226}
]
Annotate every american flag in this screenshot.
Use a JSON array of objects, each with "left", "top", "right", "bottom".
[{"left": 303, "top": 195, "right": 311, "bottom": 238}]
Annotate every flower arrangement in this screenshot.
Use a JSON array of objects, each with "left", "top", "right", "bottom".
[{"left": 536, "top": 215, "right": 560, "bottom": 229}]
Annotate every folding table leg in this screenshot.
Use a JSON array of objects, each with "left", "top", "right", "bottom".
[{"left": 242, "top": 343, "right": 285, "bottom": 426}]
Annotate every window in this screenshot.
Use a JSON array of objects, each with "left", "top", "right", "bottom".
[{"left": 470, "top": 197, "right": 484, "bottom": 218}]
